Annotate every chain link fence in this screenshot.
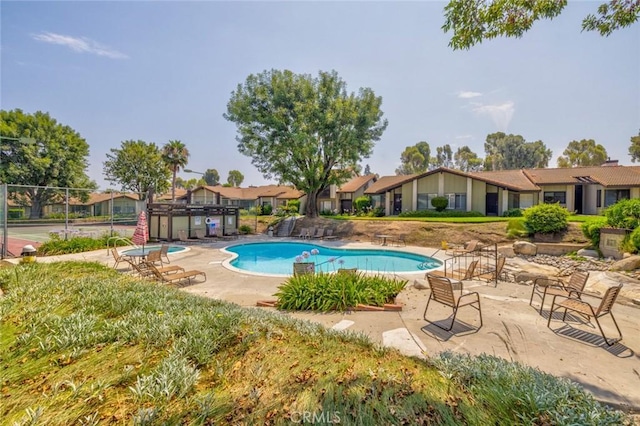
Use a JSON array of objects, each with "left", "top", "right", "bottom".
[{"left": 1, "top": 184, "right": 147, "bottom": 258}]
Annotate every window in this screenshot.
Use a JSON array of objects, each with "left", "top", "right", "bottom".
[
  {"left": 604, "top": 189, "right": 630, "bottom": 207},
  {"left": 445, "top": 193, "right": 467, "bottom": 210},
  {"left": 544, "top": 191, "right": 566, "bottom": 204},
  {"left": 596, "top": 189, "right": 602, "bottom": 208}
]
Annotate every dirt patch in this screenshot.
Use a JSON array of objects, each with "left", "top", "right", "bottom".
[{"left": 241, "top": 216, "right": 588, "bottom": 249}]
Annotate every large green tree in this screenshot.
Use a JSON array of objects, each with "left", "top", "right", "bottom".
[
  {"left": 224, "top": 69, "right": 387, "bottom": 217},
  {"left": 484, "top": 132, "right": 552, "bottom": 171},
  {"left": 0, "top": 109, "right": 96, "bottom": 219},
  {"left": 557, "top": 139, "right": 608, "bottom": 167},
  {"left": 203, "top": 169, "right": 220, "bottom": 186},
  {"left": 454, "top": 145, "right": 483, "bottom": 171},
  {"left": 443, "top": 0, "right": 639, "bottom": 50},
  {"left": 162, "top": 140, "right": 190, "bottom": 202},
  {"left": 396, "top": 141, "right": 431, "bottom": 175},
  {"left": 103, "top": 140, "right": 170, "bottom": 199},
  {"left": 227, "top": 170, "right": 244, "bottom": 187},
  {"left": 629, "top": 131, "right": 640, "bottom": 162}
]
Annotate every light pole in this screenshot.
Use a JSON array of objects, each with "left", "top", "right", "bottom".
[
  {"left": 183, "top": 169, "right": 206, "bottom": 203},
  {"left": 0, "top": 136, "right": 37, "bottom": 259}
]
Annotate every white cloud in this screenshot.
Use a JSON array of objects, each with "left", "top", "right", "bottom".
[
  {"left": 472, "top": 101, "right": 515, "bottom": 132},
  {"left": 32, "top": 32, "right": 128, "bottom": 59},
  {"left": 457, "top": 90, "right": 482, "bottom": 99},
  {"left": 455, "top": 134, "right": 473, "bottom": 140}
]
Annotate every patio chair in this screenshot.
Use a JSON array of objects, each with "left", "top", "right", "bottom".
[
  {"left": 146, "top": 262, "right": 207, "bottom": 285},
  {"left": 297, "top": 228, "right": 309, "bottom": 239},
  {"left": 160, "top": 244, "right": 171, "bottom": 264},
  {"left": 311, "top": 228, "right": 325, "bottom": 239},
  {"left": 177, "top": 230, "right": 189, "bottom": 244},
  {"left": 195, "top": 229, "right": 207, "bottom": 240},
  {"left": 305, "top": 227, "right": 315, "bottom": 240},
  {"left": 547, "top": 284, "right": 623, "bottom": 346},
  {"left": 111, "top": 248, "right": 131, "bottom": 270},
  {"left": 336, "top": 267, "right": 358, "bottom": 276},
  {"left": 477, "top": 256, "right": 506, "bottom": 285},
  {"left": 530, "top": 270, "right": 589, "bottom": 314},
  {"left": 424, "top": 274, "right": 482, "bottom": 331},
  {"left": 451, "top": 240, "right": 480, "bottom": 256},
  {"left": 429, "top": 259, "right": 479, "bottom": 281}
]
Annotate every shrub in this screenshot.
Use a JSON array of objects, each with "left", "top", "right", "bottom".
[
  {"left": 502, "top": 208, "right": 523, "bottom": 217},
  {"left": 238, "top": 224, "right": 253, "bottom": 235},
  {"left": 430, "top": 196, "right": 448, "bottom": 212},
  {"left": 353, "top": 196, "right": 372, "bottom": 214},
  {"left": 8, "top": 209, "right": 24, "bottom": 219},
  {"left": 604, "top": 198, "right": 640, "bottom": 229},
  {"left": 522, "top": 203, "right": 569, "bottom": 235},
  {"left": 261, "top": 204, "right": 273, "bottom": 215},
  {"left": 286, "top": 199, "right": 300, "bottom": 214},
  {"left": 506, "top": 218, "right": 528, "bottom": 239},
  {"left": 275, "top": 272, "right": 407, "bottom": 311},
  {"left": 581, "top": 217, "right": 608, "bottom": 248},
  {"left": 38, "top": 232, "right": 128, "bottom": 255}
]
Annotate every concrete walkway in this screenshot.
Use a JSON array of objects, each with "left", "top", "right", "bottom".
[{"left": 19, "top": 237, "right": 640, "bottom": 413}]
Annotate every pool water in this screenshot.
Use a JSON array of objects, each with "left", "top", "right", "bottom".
[
  {"left": 122, "top": 245, "right": 187, "bottom": 256},
  {"left": 224, "top": 242, "right": 441, "bottom": 275}
]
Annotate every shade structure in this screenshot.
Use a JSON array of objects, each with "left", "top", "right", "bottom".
[{"left": 131, "top": 211, "right": 149, "bottom": 249}]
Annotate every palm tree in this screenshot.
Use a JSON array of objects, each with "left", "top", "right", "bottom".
[{"left": 162, "top": 140, "right": 190, "bottom": 202}]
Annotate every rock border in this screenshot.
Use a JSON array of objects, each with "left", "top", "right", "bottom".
[{"left": 256, "top": 300, "right": 403, "bottom": 311}]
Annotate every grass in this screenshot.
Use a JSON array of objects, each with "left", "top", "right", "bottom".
[
  {"left": 0, "top": 262, "right": 628, "bottom": 425},
  {"left": 329, "top": 215, "right": 596, "bottom": 223}
]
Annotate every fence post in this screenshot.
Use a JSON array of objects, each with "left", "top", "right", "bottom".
[
  {"left": 1, "top": 183, "right": 7, "bottom": 259},
  {"left": 110, "top": 191, "right": 114, "bottom": 237},
  {"left": 64, "top": 188, "right": 69, "bottom": 240}
]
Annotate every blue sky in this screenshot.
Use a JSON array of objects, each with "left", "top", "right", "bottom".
[{"left": 1, "top": 1, "right": 638, "bottom": 190}]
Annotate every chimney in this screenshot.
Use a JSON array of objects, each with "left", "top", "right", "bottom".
[{"left": 602, "top": 158, "right": 619, "bottom": 167}]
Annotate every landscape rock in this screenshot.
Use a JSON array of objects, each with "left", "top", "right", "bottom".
[
  {"left": 610, "top": 255, "right": 640, "bottom": 272},
  {"left": 576, "top": 248, "right": 599, "bottom": 258},
  {"left": 513, "top": 241, "right": 537, "bottom": 256}
]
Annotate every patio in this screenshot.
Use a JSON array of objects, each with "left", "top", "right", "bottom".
[{"left": 29, "top": 237, "right": 640, "bottom": 413}]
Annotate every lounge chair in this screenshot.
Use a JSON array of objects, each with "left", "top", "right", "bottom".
[
  {"left": 111, "top": 248, "right": 131, "bottom": 270},
  {"left": 311, "top": 228, "right": 325, "bottom": 239},
  {"left": 547, "top": 284, "right": 623, "bottom": 346},
  {"left": 146, "top": 262, "right": 206, "bottom": 285},
  {"left": 306, "top": 227, "right": 316, "bottom": 240},
  {"left": 429, "top": 260, "right": 478, "bottom": 281},
  {"left": 450, "top": 240, "right": 480, "bottom": 256},
  {"left": 195, "top": 229, "right": 207, "bottom": 240},
  {"left": 323, "top": 229, "right": 339, "bottom": 240},
  {"left": 127, "top": 258, "right": 185, "bottom": 278},
  {"left": 424, "top": 274, "right": 482, "bottom": 331},
  {"left": 146, "top": 251, "right": 184, "bottom": 274},
  {"left": 530, "top": 271, "right": 589, "bottom": 314},
  {"left": 297, "top": 228, "right": 309, "bottom": 239},
  {"left": 336, "top": 267, "right": 358, "bottom": 276}
]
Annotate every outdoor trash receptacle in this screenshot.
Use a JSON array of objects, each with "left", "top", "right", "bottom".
[{"left": 21, "top": 245, "right": 37, "bottom": 263}]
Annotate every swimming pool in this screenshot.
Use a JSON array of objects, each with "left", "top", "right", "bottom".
[
  {"left": 223, "top": 241, "right": 441, "bottom": 276},
  {"left": 122, "top": 245, "right": 188, "bottom": 256}
]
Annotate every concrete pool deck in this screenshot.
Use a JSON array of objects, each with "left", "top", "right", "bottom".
[{"left": 17, "top": 237, "right": 640, "bottom": 413}]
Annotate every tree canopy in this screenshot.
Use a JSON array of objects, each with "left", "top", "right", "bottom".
[
  {"left": 396, "top": 141, "right": 430, "bottom": 175},
  {"left": 454, "top": 145, "right": 483, "bottom": 171},
  {"left": 103, "top": 140, "right": 170, "bottom": 199},
  {"left": 203, "top": 169, "right": 220, "bottom": 186},
  {"left": 162, "top": 140, "right": 190, "bottom": 202},
  {"left": 443, "top": 0, "right": 639, "bottom": 50},
  {"left": 484, "top": 132, "right": 552, "bottom": 170},
  {"left": 227, "top": 170, "right": 244, "bottom": 187},
  {"left": 629, "top": 131, "right": 640, "bottom": 162},
  {"left": 224, "top": 69, "right": 387, "bottom": 217},
  {"left": 557, "top": 139, "right": 608, "bottom": 167},
  {"left": 432, "top": 144, "right": 454, "bottom": 169},
  {"left": 0, "top": 109, "right": 96, "bottom": 218}
]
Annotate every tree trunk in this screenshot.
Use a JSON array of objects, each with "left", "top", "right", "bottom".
[
  {"left": 305, "top": 189, "right": 319, "bottom": 218},
  {"left": 30, "top": 198, "right": 42, "bottom": 220},
  {"left": 171, "top": 168, "right": 177, "bottom": 202}
]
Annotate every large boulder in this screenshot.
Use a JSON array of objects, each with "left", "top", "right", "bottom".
[
  {"left": 610, "top": 255, "right": 640, "bottom": 271},
  {"left": 513, "top": 241, "right": 537, "bottom": 256},
  {"left": 577, "top": 248, "right": 600, "bottom": 259}
]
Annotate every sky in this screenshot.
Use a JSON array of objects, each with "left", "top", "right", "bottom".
[{"left": 1, "top": 1, "right": 639, "bottom": 190}]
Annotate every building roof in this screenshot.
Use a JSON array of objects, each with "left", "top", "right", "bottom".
[
  {"left": 522, "top": 165, "right": 640, "bottom": 187},
  {"left": 195, "top": 184, "right": 303, "bottom": 200},
  {"left": 364, "top": 174, "right": 417, "bottom": 194},
  {"left": 468, "top": 169, "right": 541, "bottom": 191},
  {"left": 337, "top": 174, "right": 377, "bottom": 193}
]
